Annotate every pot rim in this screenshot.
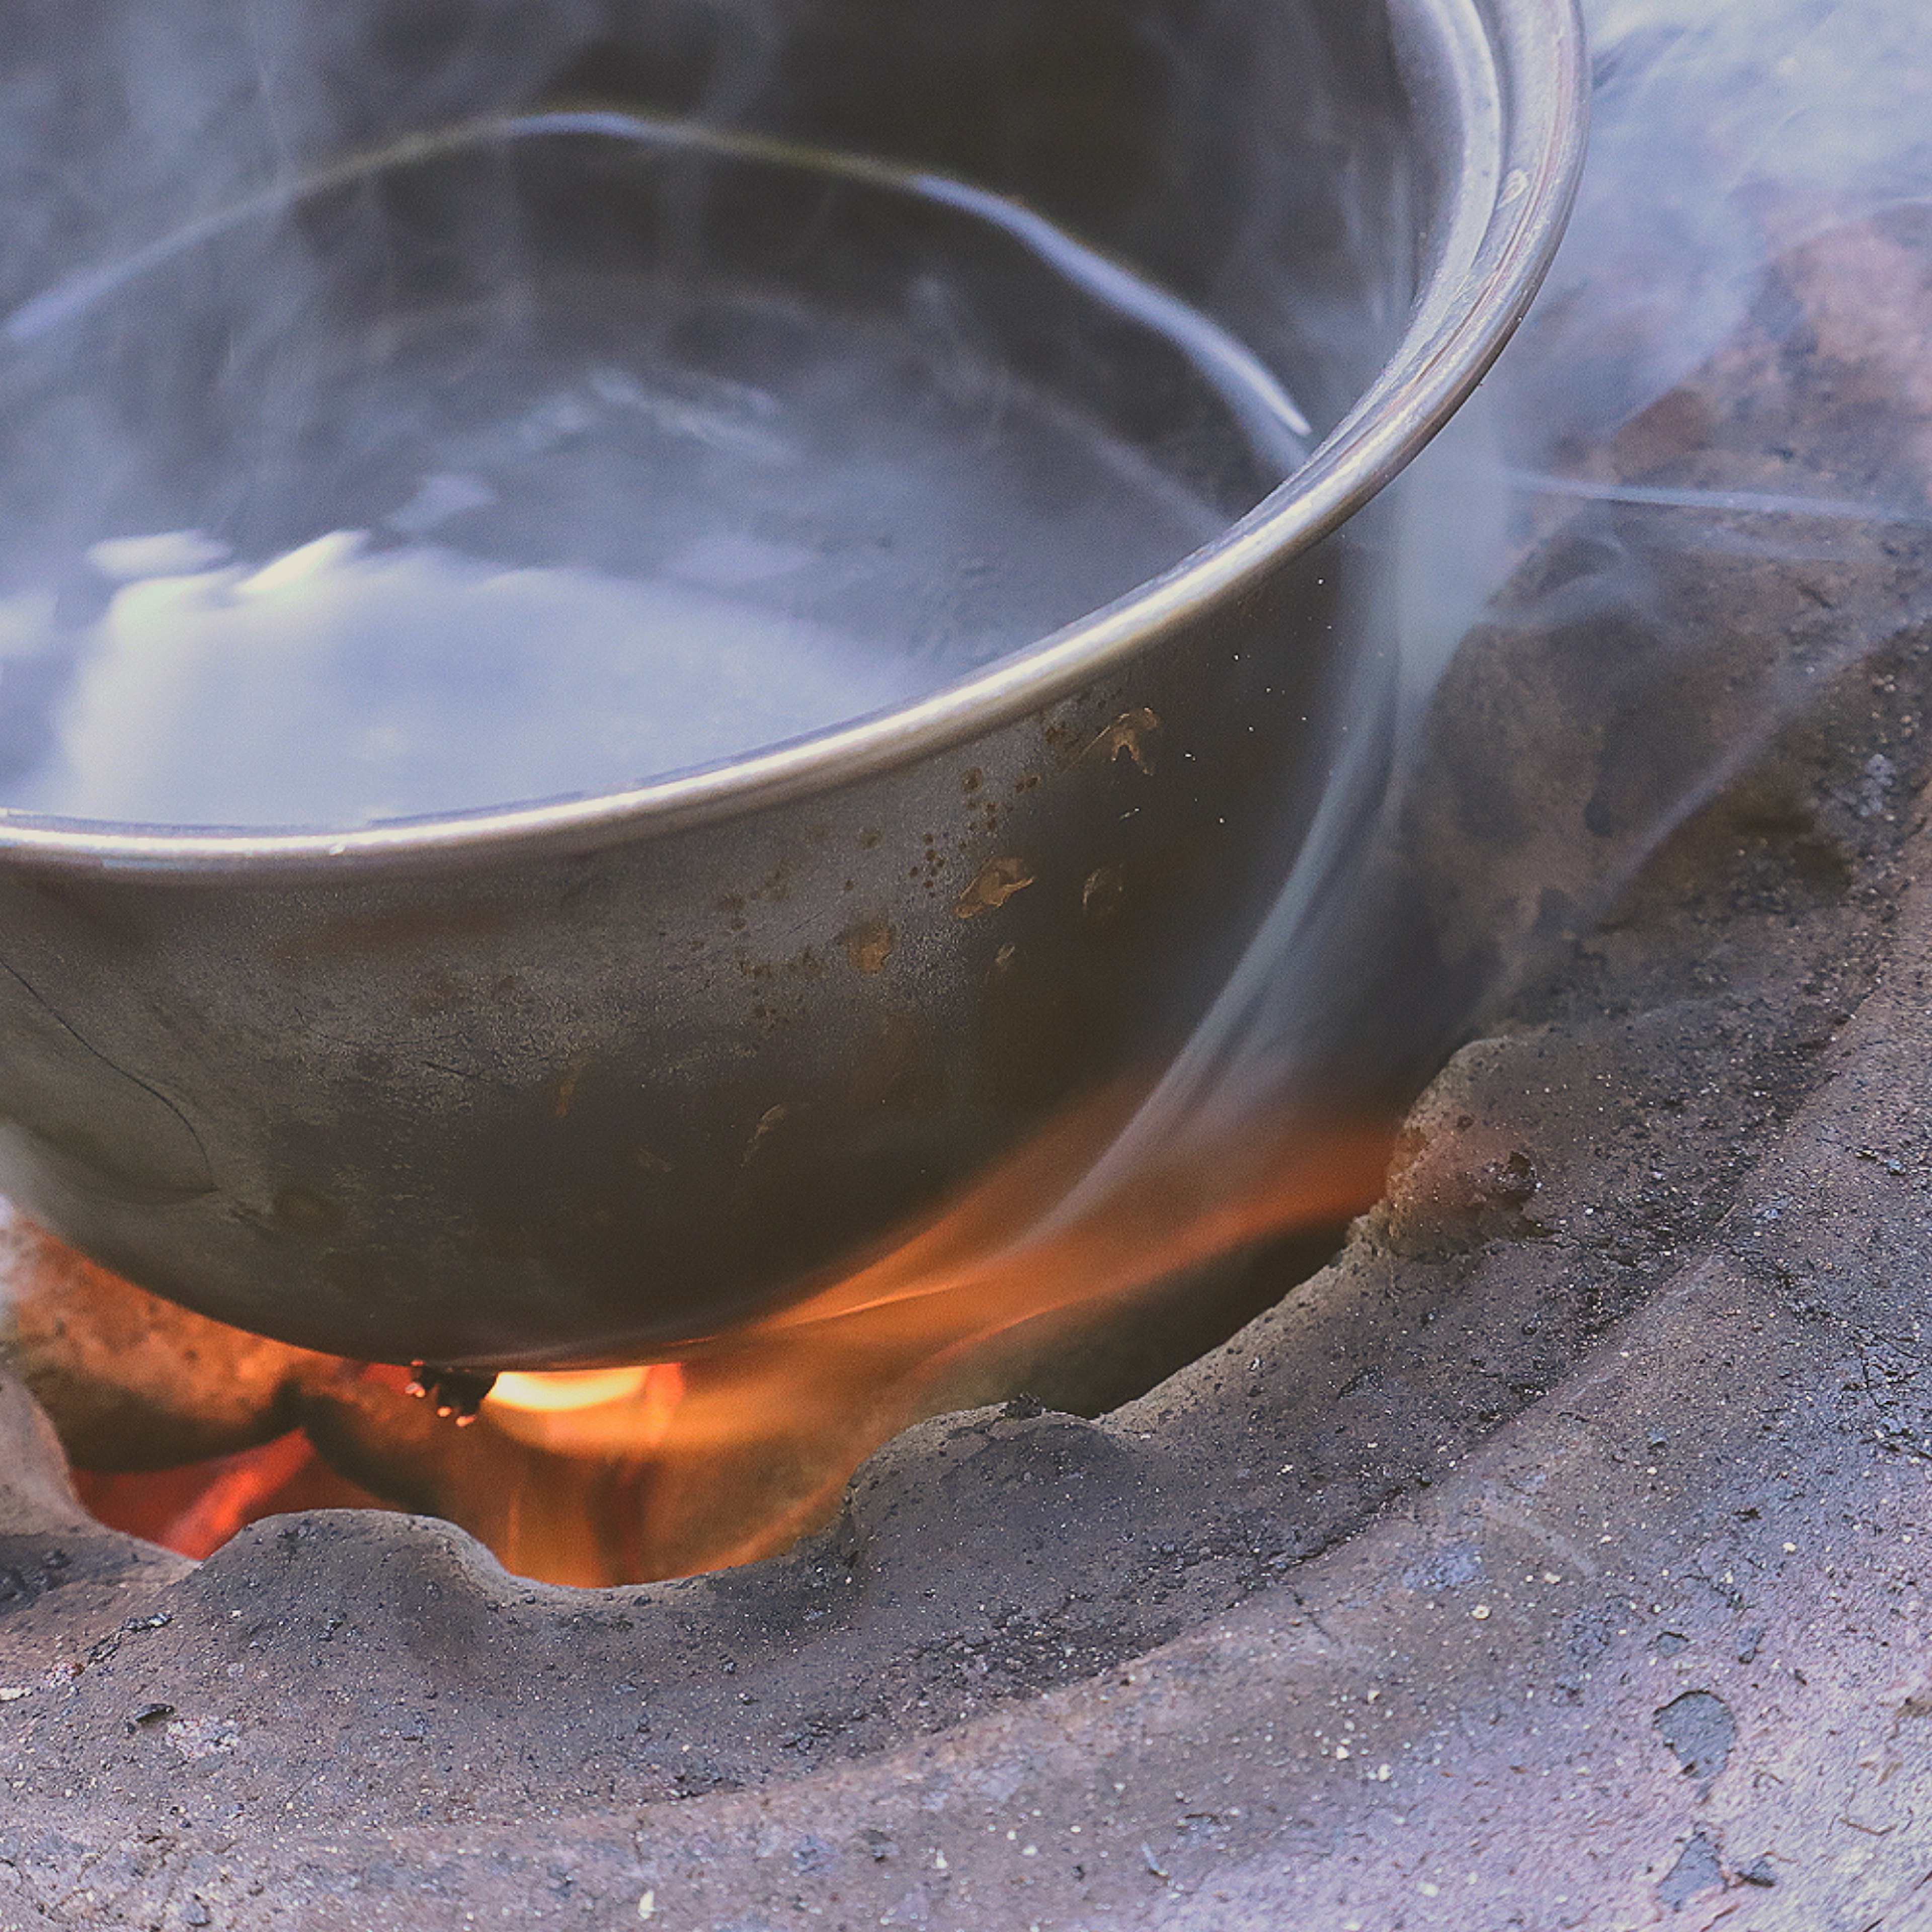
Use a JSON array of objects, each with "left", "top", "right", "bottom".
[{"left": 0, "top": 0, "right": 1587, "bottom": 879}]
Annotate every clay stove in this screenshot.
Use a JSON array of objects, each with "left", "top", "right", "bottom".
[
  {"left": 7, "top": 3, "right": 1932, "bottom": 1928},
  {"left": 11, "top": 550, "right": 1932, "bottom": 1932}
]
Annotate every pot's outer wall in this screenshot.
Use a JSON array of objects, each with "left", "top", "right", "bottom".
[
  {"left": 0, "top": 0, "right": 1575, "bottom": 1365},
  {"left": 0, "top": 551, "right": 1344, "bottom": 1365}
]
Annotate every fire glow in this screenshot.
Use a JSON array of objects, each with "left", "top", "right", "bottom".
[
  {"left": 43, "top": 1096, "right": 1393, "bottom": 1587},
  {"left": 487, "top": 1364, "right": 686, "bottom": 1456}
]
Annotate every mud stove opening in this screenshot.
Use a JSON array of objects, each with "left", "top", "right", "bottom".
[{"left": 15, "top": 1181, "right": 1363, "bottom": 1590}]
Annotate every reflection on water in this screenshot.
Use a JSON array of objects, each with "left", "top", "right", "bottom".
[
  {"left": 0, "top": 115, "right": 1307, "bottom": 830},
  {"left": 7, "top": 528, "right": 923, "bottom": 827}
]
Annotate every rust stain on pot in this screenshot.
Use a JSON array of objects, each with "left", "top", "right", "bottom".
[
  {"left": 843, "top": 920, "right": 898, "bottom": 974},
  {"left": 954, "top": 857, "right": 1035, "bottom": 919},
  {"left": 960, "top": 766, "right": 985, "bottom": 796},
  {"left": 548, "top": 1058, "right": 593, "bottom": 1121},
  {"left": 742, "top": 1104, "right": 788, "bottom": 1165},
  {"left": 273, "top": 1184, "right": 341, "bottom": 1237},
  {"left": 1081, "top": 707, "right": 1162, "bottom": 772},
  {"left": 268, "top": 901, "right": 511, "bottom": 965}
]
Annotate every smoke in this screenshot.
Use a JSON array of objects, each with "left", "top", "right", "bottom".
[
  {"left": 1513, "top": 0, "right": 1932, "bottom": 457},
  {"left": 4, "top": 0, "right": 1925, "bottom": 1349},
  {"left": 1076, "top": 0, "right": 1932, "bottom": 1199}
]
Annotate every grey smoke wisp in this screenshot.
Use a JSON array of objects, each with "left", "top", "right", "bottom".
[
  {"left": 1, "top": 0, "right": 1920, "bottom": 1306},
  {"left": 1078, "top": 0, "right": 1932, "bottom": 1203}
]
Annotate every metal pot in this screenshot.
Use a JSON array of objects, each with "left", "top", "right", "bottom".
[{"left": 0, "top": 0, "right": 1584, "bottom": 1367}]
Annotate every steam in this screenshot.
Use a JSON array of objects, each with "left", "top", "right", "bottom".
[
  {"left": 3, "top": 0, "right": 1921, "bottom": 1338},
  {"left": 4, "top": 108, "right": 1311, "bottom": 468},
  {"left": 1070, "top": 0, "right": 1932, "bottom": 1205},
  {"left": 0, "top": 103, "right": 1302, "bottom": 826}
]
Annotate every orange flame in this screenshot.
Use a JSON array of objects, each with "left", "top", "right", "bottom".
[
  {"left": 583, "top": 1094, "right": 1396, "bottom": 1580},
  {"left": 486, "top": 1362, "right": 686, "bottom": 1455},
  {"left": 62, "top": 1088, "right": 1394, "bottom": 1587}
]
